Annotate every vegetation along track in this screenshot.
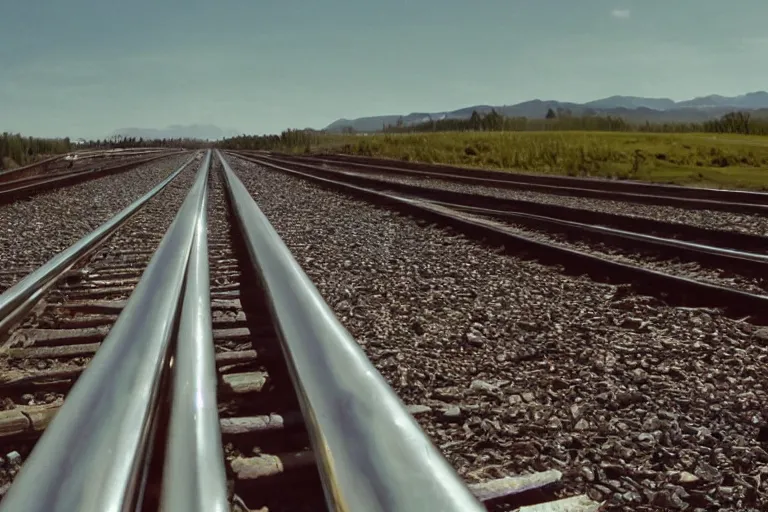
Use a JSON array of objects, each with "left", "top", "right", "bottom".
[
  {"left": 237, "top": 152, "right": 768, "bottom": 321},
  {"left": 0, "top": 150, "right": 590, "bottom": 511}
]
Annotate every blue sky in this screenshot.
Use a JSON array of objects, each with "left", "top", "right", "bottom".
[{"left": 2, "top": 0, "right": 767, "bottom": 139}]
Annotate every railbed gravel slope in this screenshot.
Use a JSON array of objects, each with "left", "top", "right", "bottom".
[
  {"left": 231, "top": 156, "right": 768, "bottom": 512},
  {"left": 454, "top": 210, "right": 768, "bottom": 296},
  {"left": 327, "top": 167, "right": 768, "bottom": 237},
  {"left": 0, "top": 161, "right": 200, "bottom": 494},
  {"left": 0, "top": 153, "right": 192, "bottom": 293}
]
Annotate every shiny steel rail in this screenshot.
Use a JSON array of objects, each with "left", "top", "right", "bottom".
[
  {"left": 239, "top": 153, "right": 768, "bottom": 266},
  {"left": 434, "top": 201, "right": 768, "bottom": 274},
  {"left": 0, "top": 153, "right": 177, "bottom": 202},
  {"left": 0, "top": 152, "right": 210, "bottom": 512},
  {"left": 216, "top": 150, "right": 484, "bottom": 512},
  {"left": 160, "top": 151, "right": 228, "bottom": 512},
  {"left": 0, "top": 154, "right": 197, "bottom": 337},
  {"left": 266, "top": 151, "right": 768, "bottom": 209},
  {"left": 242, "top": 153, "right": 768, "bottom": 253},
  {"left": 235, "top": 154, "right": 768, "bottom": 320}
]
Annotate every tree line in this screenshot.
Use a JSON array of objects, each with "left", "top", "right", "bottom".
[
  {"left": 215, "top": 110, "right": 768, "bottom": 153},
  {"left": 0, "top": 133, "right": 212, "bottom": 170},
  {"left": 79, "top": 135, "right": 208, "bottom": 150},
  {"left": 0, "top": 133, "right": 72, "bottom": 169},
  {"left": 217, "top": 129, "right": 322, "bottom": 152},
  {"left": 4, "top": 109, "right": 764, "bottom": 170},
  {"left": 381, "top": 109, "right": 768, "bottom": 135}
]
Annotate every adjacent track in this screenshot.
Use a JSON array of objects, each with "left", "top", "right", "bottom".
[
  {"left": 233, "top": 152, "right": 768, "bottom": 322},
  {"left": 247, "top": 153, "right": 768, "bottom": 251},
  {"left": 0, "top": 148, "right": 174, "bottom": 184},
  {"left": 218, "top": 154, "right": 768, "bottom": 511},
  {"left": 262, "top": 151, "right": 768, "bottom": 213},
  {"left": 0, "top": 151, "right": 182, "bottom": 203}
]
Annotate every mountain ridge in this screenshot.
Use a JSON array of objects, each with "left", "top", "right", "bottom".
[{"left": 324, "top": 91, "right": 768, "bottom": 132}]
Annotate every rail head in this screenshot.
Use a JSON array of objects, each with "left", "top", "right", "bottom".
[
  {"left": 0, "top": 151, "right": 211, "bottom": 512},
  {"left": 160, "top": 151, "right": 229, "bottom": 512},
  {"left": 215, "top": 150, "right": 484, "bottom": 512}
]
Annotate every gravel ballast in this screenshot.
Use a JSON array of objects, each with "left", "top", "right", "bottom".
[
  {"left": 454, "top": 211, "right": 768, "bottom": 296},
  {"left": 0, "top": 154, "right": 192, "bottom": 293},
  {"left": 229, "top": 155, "right": 768, "bottom": 511},
  {"left": 325, "top": 167, "right": 768, "bottom": 237},
  {"left": 0, "top": 159, "right": 201, "bottom": 495}
]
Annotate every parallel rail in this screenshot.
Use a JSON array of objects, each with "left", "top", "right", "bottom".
[
  {"left": 0, "top": 149, "right": 176, "bottom": 184},
  {"left": 438, "top": 201, "right": 768, "bottom": 276},
  {"left": 240, "top": 153, "right": 768, "bottom": 267},
  {"left": 258, "top": 151, "right": 768, "bottom": 215},
  {"left": 0, "top": 151, "right": 580, "bottom": 511},
  {"left": 243, "top": 153, "right": 768, "bottom": 253},
  {"left": 0, "top": 156, "right": 64, "bottom": 183},
  {"left": 271, "top": 151, "right": 768, "bottom": 205},
  {"left": 232, "top": 152, "right": 768, "bottom": 322},
  {"left": 0, "top": 152, "right": 181, "bottom": 203}
]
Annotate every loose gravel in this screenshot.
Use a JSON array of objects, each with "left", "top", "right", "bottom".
[
  {"left": 0, "top": 160, "right": 200, "bottom": 494},
  {"left": 324, "top": 167, "right": 768, "bottom": 237},
  {"left": 229, "top": 155, "right": 768, "bottom": 511},
  {"left": 207, "top": 161, "right": 326, "bottom": 512},
  {"left": 307, "top": 164, "right": 768, "bottom": 293},
  {"left": 0, "top": 154, "right": 192, "bottom": 293},
  {"left": 451, "top": 210, "right": 768, "bottom": 296}
]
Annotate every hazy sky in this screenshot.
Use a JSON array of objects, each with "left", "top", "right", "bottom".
[{"left": 2, "top": 0, "right": 767, "bottom": 138}]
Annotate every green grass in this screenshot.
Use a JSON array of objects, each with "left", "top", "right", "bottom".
[{"left": 300, "top": 131, "right": 768, "bottom": 190}]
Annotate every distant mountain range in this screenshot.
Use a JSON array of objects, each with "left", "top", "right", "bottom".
[
  {"left": 111, "top": 124, "right": 239, "bottom": 141},
  {"left": 324, "top": 91, "right": 768, "bottom": 132}
]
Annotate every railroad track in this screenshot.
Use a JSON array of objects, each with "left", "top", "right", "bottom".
[
  {"left": 252, "top": 153, "right": 768, "bottom": 250},
  {"left": 260, "top": 151, "right": 768, "bottom": 214},
  {"left": 0, "top": 151, "right": 181, "bottom": 203},
  {"left": 0, "top": 151, "right": 596, "bottom": 511},
  {"left": 228, "top": 152, "right": 768, "bottom": 325},
  {"left": 0, "top": 156, "right": 69, "bottom": 184},
  {"left": 0, "top": 148, "right": 174, "bottom": 184}
]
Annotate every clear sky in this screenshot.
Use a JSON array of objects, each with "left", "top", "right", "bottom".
[{"left": 2, "top": 0, "right": 767, "bottom": 139}]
